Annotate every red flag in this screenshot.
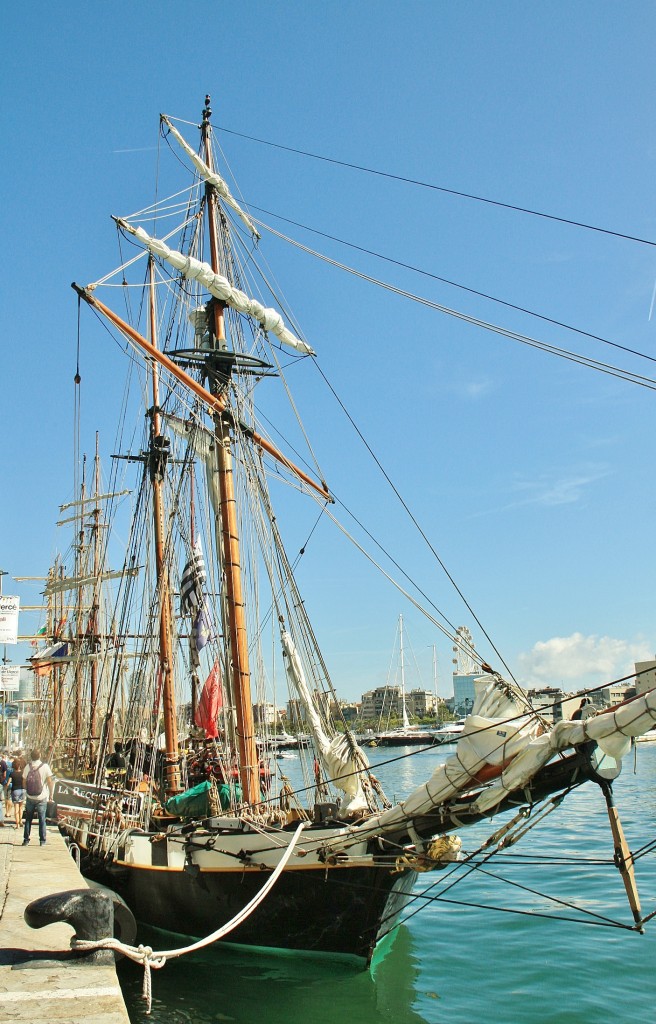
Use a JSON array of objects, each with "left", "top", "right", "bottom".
[{"left": 195, "top": 658, "right": 224, "bottom": 738}]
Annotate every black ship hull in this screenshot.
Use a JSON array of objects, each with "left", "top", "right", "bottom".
[{"left": 87, "top": 856, "right": 417, "bottom": 964}]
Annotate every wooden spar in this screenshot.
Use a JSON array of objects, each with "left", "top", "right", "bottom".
[
  {"left": 49, "top": 563, "right": 62, "bottom": 746},
  {"left": 72, "top": 284, "right": 225, "bottom": 413},
  {"left": 202, "top": 104, "right": 260, "bottom": 805},
  {"left": 148, "top": 257, "right": 181, "bottom": 794},
  {"left": 71, "top": 284, "right": 331, "bottom": 503},
  {"left": 600, "top": 781, "right": 643, "bottom": 928},
  {"left": 240, "top": 424, "right": 332, "bottom": 501}
]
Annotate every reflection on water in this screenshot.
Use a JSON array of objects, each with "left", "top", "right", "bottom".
[
  {"left": 119, "top": 923, "right": 429, "bottom": 1024},
  {"left": 120, "top": 744, "right": 656, "bottom": 1024}
]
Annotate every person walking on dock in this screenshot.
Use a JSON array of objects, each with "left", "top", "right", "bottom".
[
  {"left": 0, "top": 754, "right": 6, "bottom": 827},
  {"left": 2, "top": 753, "right": 13, "bottom": 818},
  {"left": 22, "top": 750, "right": 54, "bottom": 847},
  {"left": 10, "top": 753, "right": 26, "bottom": 829}
]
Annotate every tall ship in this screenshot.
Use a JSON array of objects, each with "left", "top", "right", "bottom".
[{"left": 27, "top": 97, "right": 656, "bottom": 966}]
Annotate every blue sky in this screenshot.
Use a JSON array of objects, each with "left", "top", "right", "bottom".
[{"left": 2, "top": 2, "right": 656, "bottom": 701}]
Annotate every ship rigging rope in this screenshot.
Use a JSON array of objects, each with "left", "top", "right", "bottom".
[
  {"left": 244, "top": 668, "right": 654, "bottom": 818},
  {"left": 393, "top": 885, "right": 638, "bottom": 932},
  {"left": 92, "top": 212, "right": 200, "bottom": 289},
  {"left": 318, "top": 496, "right": 517, "bottom": 680},
  {"left": 72, "top": 821, "right": 307, "bottom": 1013},
  {"left": 166, "top": 116, "right": 656, "bottom": 251},
  {"left": 368, "top": 796, "right": 642, "bottom": 940},
  {"left": 247, "top": 202, "right": 656, "bottom": 368},
  {"left": 257, "top": 220, "right": 656, "bottom": 392},
  {"left": 322, "top": 844, "right": 639, "bottom": 944},
  {"left": 84, "top": 183, "right": 621, "bottom": 698},
  {"left": 73, "top": 297, "right": 82, "bottom": 525},
  {"left": 82, "top": 253, "right": 495, "bottom": 687}
]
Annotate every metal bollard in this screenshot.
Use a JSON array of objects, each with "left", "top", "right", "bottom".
[{"left": 24, "top": 888, "right": 115, "bottom": 964}]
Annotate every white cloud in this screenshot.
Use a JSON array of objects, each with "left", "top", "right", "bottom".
[
  {"left": 517, "top": 632, "right": 653, "bottom": 686},
  {"left": 510, "top": 466, "right": 610, "bottom": 508},
  {"left": 469, "top": 465, "right": 610, "bottom": 518},
  {"left": 463, "top": 379, "right": 493, "bottom": 399}
]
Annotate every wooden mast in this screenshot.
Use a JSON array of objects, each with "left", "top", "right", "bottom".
[
  {"left": 189, "top": 467, "right": 198, "bottom": 727},
  {"left": 73, "top": 459, "right": 86, "bottom": 770},
  {"left": 201, "top": 95, "right": 259, "bottom": 805},
  {"left": 148, "top": 255, "right": 181, "bottom": 795},
  {"left": 48, "top": 561, "right": 64, "bottom": 760},
  {"left": 88, "top": 432, "right": 101, "bottom": 763}
]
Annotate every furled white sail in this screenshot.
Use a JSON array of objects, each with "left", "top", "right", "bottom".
[
  {"left": 281, "top": 630, "right": 369, "bottom": 815},
  {"left": 59, "top": 490, "right": 131, "bottom": 512},
  {"left": 161, "top": 115, "right": 260, "bottom": 240},
  {"left": 350, "top": 674, "right": 541, "bottom": 840},
  {"left": 471, "top": 687, "right": 656, "bottom": 814},
  {"left": 115, "top": 220, "right": 314, "bottom": 356},
  {"left": 350, "top": 676, "right": 656, "bottom": 842},
  {"left": 163, "top": 414, "right": 220, "bottom": 515}
]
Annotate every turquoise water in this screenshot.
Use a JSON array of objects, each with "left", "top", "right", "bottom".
[{"left": 119, "top": 743, "right": 656, "bottom": 1023}]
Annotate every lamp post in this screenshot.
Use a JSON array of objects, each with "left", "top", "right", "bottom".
[
  {"left": 0, "top": 650, "right": 6, "bottom": 749},
  {"left": 0, "top": 572, "right": 10, "bottom": 747}
]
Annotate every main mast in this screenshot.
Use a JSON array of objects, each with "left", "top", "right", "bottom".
[{"left": 201, "top": 96, "right": 259, "bottom": 805}]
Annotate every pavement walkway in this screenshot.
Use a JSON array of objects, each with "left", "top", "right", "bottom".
[{"left": 0, "top": 821, "right": 130, "bottom": 1023}]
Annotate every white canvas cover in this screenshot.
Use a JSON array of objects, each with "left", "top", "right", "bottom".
[
  {"left": 281, "top": 630, "right": 369, "bottom": 815},
  {"left": 161, "top": 115, "right": 260, "bottom": 239},
  {"left": 352, "top": 673, "right": 537, "bottom": 840},
  {"left": 116, "top": 220, "right": 314, "bottom": 356},
  {"left": 351, "top": 675, "right": 656, "bottom": 841},
  {"left": 471, "top": 686, "right": 656, "bottom": 814}
]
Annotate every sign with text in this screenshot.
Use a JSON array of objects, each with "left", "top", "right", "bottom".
[
  {"left": 0, "top": 596, "right": 20, "bottom": 644},
  {"left": 54, "top": 777, "right": 143, "bottom": 819},
  {"left": 0, "top": 665, "right": 20, "bottom": 692}
]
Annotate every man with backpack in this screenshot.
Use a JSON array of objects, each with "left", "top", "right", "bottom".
[{"left": 22, "top": 749, "right": 55, "bottom": 847}]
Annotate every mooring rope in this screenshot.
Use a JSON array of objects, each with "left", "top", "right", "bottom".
[{"left": 72, "top": 821, "right": 307, "bottom": 1013}]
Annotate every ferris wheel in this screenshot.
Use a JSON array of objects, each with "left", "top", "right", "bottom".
[{"left": 452, "top": 626, "right": 479, "bottom": 676}]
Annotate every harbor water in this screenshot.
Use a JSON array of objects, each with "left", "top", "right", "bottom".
[{"left": 118, "top": 742, "right": 656, "bottom": 1023}]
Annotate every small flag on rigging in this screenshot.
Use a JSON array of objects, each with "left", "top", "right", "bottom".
[
  {"left": 195, "top": 657, "right": 225, "bottom": 738},
  {"left": 180, "top": 536, "right": 207, "bottom": 616},
  {"left": 31, "top": 625, "right": 47, "bottom": 648},
  {"left": 190, "top": 600, "right": 215, "bottom": 669}
]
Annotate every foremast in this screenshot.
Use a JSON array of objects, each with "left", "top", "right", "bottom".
[{"left": 147, "top": 257, "right": 182, "bottom": 795}]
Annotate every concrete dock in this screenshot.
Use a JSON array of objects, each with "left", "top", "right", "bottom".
[{"left": 0, "top": 822, "right": 130, "bottom": 1023}]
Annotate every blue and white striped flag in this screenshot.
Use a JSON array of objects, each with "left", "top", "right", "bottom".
[
  {"left": 180, "top": 536, "right": 206, "bottom": 616},
  {"left": 190, "top": 600, "right": 215, "bottom": 669}
]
